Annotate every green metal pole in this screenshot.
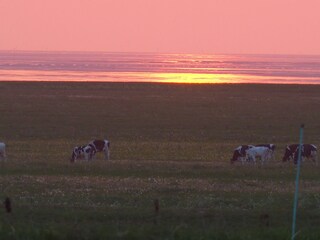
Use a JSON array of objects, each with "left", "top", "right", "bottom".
[{"left": 291, "top": 124, "right": 304, "bottom": 240}]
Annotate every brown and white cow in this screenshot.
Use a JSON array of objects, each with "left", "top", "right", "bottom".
[{"left": 282, "top": 144, "right": 317, "bottom": 164}]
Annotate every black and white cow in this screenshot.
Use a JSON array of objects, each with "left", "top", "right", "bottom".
[
  {"left": 71, "top": 139, "right": 110, "bottom": 163},
  {"left": 282, "top": 144, "right": 317, "bottom": 164}
]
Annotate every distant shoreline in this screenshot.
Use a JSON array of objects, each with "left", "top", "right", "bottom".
[{"left": 1, "top": 80, "right": 320, "bottom": 86}]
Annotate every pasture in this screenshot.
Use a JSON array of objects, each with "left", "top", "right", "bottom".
[{"left": 0, "top": 82, "right": 320, "bottom": 239}]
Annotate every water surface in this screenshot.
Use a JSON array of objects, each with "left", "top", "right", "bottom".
[{"left": 0, "top": 51, "right": 319, "bottom": 84}]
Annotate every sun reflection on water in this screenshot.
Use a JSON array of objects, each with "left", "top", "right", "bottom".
[{"left": 150, "top": 72, "right": 243, "bottom": 84}]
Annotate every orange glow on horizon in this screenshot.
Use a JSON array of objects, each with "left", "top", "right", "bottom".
[{"left": 0, "top": 69, "right": 319, "bottom": 85}]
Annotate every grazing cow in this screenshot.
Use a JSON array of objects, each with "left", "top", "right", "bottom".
[
  {"left": 231, "top": 144, "right": 275, "bottom": 164},
  {"left": 245, "top": 146, "right": 272, "bottom": 165},
  {"left": 256, "top": 144, "right": 276, "bottom": 160},
  {"left": 88, "top": 139, "right": 110, "bottom": 160},
  {"left": 283, "top": 144, "right": 317, "bottom": 164},
  {"left": 0, "top": 142, "right": 6, "bottom": 160},
  {"left": 230, "top": 145, "right": 254, "bottom": 164}
]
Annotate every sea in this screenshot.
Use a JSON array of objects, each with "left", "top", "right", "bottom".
[{"left": 0, "top": 51, "right": 320, "bottom": 84}]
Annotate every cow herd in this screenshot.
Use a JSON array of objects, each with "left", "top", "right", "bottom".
[
  {"left": 231, "top": 144, "right": 317, "bottom": 165},
  {"left": 0, "top": 140, "right": 318, "bottom": 166}
]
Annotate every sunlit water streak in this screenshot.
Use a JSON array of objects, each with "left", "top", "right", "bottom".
[{"left": 0, "top": 51, "right": 320, "bottom": 84}]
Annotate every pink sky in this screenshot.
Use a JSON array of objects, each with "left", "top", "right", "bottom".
[{"left": 1, "top": 0, "right": 320, "bottom": 55}]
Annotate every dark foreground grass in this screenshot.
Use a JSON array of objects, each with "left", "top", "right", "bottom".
[{"left": 1, "top": 82, "right": 320, "bottom": 239}]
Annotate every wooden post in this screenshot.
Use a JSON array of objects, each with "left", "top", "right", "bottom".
[
  {"left": 154, "top": 198, "right": 159, "bottom": 214},
  {"left": 153, "top": 198, "right": 160, "bottom": 225}
]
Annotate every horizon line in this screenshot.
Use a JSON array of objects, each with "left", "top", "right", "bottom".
[{"left": 1, "top": 49, "right": 320, "bottom": 57}]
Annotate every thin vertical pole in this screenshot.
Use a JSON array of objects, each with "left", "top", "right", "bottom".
[{"left": 291, "top": 124, "right": 304, "bottom": 240}]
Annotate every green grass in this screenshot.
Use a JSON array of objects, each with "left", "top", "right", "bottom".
[{"left": 1, "top": 82, "right": 320, "bottom": 239}]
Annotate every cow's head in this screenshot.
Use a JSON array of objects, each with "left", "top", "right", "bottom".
[
  {"left": 82, "top": 145, "right": 95, "bottom": 160},
  {"left": 230, "top": 150, "right": 241, "bottom": 164},
  {"left": 71, "top": 146, "right": 82, "bottom": 162}
]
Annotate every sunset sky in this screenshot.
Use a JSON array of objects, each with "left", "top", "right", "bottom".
[{"left": 1, "top": 0, "right": 320, "bottom": 55}]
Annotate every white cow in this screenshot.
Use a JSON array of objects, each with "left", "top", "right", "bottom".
[
  {"left": 0, "top": 142, "right": 6, "bottom": 160},
  {"left": 256, "top": 144, "right": 276, "bottom": 161},
  {"left": 245, "top": 146, "right": 272, "bottom": 165}
]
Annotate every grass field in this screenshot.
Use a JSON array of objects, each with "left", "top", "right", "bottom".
[{"left": 1, "top": 82, "right": 320, "bottom": 239}]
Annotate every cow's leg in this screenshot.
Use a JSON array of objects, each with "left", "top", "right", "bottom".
[
  {"left": 241, "top": 157, "right": 246, "bottom": 165},
  {"left": 252, "top": 155, "right": 256, "bottom": 165},
  {"left": 262, "top": 150, "right": 271, "bottom": 165},
  {"left": 90, "top": 149, "right": 96, "bottom": 161},
  {"left": 247, "top": 155, "right": 255, "bottom": 165},
  {"left": 246, "top": 155, "right": 255, "bottom": 165},
  {"left": 259, "top": 155, "right": 263, "bottom": 165},
  {"left": 311, "top": 151, "right": 318, "bottom": 166},
  {"left": 267, "top": 150, "right": 272, "bottom": 162},
  {"left": 261, "top": 155, "right": 267, "bottom": 165},
  {"left": 244, "top": 153, "right": 249, "bottom": 164},
  {"left": 84, "top": 150, "right": 91, "bottom": 161},
  {"left": 104, "top": 148, "right": 110, "bottom": 160},
  {"left": 1, "top": 150, "right": 7, "bottom": 161},
  {"left": 272, "top": 151, "right": 275, "bottom": 161}
]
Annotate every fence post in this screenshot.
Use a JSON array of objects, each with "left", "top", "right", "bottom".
[{"left": 291, "top": 124, "right": 304, "bottom": 240}]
